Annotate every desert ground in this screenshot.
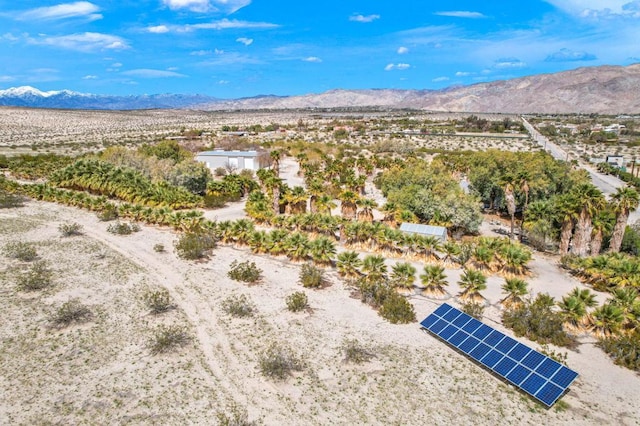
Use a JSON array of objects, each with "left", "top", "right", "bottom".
[{"left": 2, "top": 192, "right": 640, "bottom": 424}]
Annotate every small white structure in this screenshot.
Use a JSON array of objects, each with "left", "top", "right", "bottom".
[
  {"left": 606, "top": 155, "right": 625, "bottom": 169},
  {"left": 399, "top": 222, "right": 448, "bottom": 242},
  {"left": 195, "top": 150, "right": 269, "bottom": 172}
]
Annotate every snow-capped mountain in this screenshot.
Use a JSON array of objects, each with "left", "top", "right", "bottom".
[{"left": 0, "top": 86, "right": 218, "bottom": 110}]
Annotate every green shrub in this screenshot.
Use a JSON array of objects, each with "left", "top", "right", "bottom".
[
  {"left": 341, "top": 339, "right": 374, "bottom": 364},
  {"left": 3, "top": 241, "right": 38, "bottom": 261},
  {"left": 59, "top": 222, "right": 84, "bottom": 237},
  {"left": 107, "top": 221, "right": 140, "bottom": 235},
  {"left": 502, "top": 294, "right": 576, "bottom": 348},
  {"left": 97, "top": 205, "right": 119, "bottom": 221},
  {"left": 221, "top": 294, "right": 255, "bottom": 317},
  {"left": 228, "top": 260, "right": 262, "bottom": 283},
  {"left": 539, "top": 344, "right": 569, "bottom": 366},
  {"left": 142, "top": 287, "right": 173, "bottom": 314},
  {"left": 50, "top": 299, "right": 93, "bottom": 328},
  {"left": 16, "top": 260, "right": 53, "bottom": 291},
  {"left": 148, "top": 324, "right": 191, "bottom": 354},
  {"left": 598, "top": 331, "right": 640, "bottom": 371},
  {"left": 299, "top": 263, "right": 325, "bottom": 288},
  {"left": 379, "top": 292, "right": 416, "bottom": 324},
  {"left": 203, "top": 193, "right": 228, "bottom": 208},
  {"left": 461, "top": 301, "right": 485, "bottom": 320},
  {"left": 216, "top": 403, "right": 256, "bottom": 426},
  {"left": 153, "top": 243, "right": 165, "bottom": 253},
  {"left": 258, "top": 343, "right": 304, "bottom": 381},
  {"left": 0, "top": 190, "right": 25, "bottom": 209},
  {"left": 174, "top": 231, "right": 216, "bottom": 260},
  {"left": 286, "top": 291, "right": 308, "bottom": 312}
]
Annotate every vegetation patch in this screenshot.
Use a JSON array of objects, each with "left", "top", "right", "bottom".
[
  {"left": 221, "top": 294, "right": 256, "bottom": 318},
  {"left": 0, "top": 189, "right": 26, "bottom": 209},
  {"left": 340, "top": 339, "right": 375, "bottom": 364},
  {"left": 49, "top": 298, "right": 93, "bottom": 328},
  {"left": 598, "top": 332, "right": 640, "bottom": 371},
  {"left": 174, "top": 231, "right": 216, "bottom": 260},
  {"left": 58, "top": 222, "right": 84, "bottom": 237},
  {"left": 286, "top": 291, "right": 309, "bottom": 312},
  {"left": 148, "top": 324, "right": 191, "bottom": 355},
  {"left": 16, "top": 260, "right": 53, "bottom": 291},
  {"left": 228, "top": 260, "right": 262, "bottom": 283},
  {"left": 299, "top": 262, "right": 326, "bottom": 288},
  {"left": 3, "top": 241, "right": 38, "bottom": 261},
  {"left": 258, "top": 342, "right": 304, "bottom": 381},
  {"left": 460, "top": 301, "right": 485, "bottom": 320},
  {"left": 107, "top": 221, "right": 140, "bottom": 235},
  {"left": 142, "top": 287, "right": 173, "bottom": 314}
]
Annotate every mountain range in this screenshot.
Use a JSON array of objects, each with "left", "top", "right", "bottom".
[{"left": 1, "top": 64, "right": 640, "bottom": 114}]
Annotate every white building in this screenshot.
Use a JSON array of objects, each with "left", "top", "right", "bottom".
[{"left": 195, "top": 150, "right": 270, "bottom": 172}]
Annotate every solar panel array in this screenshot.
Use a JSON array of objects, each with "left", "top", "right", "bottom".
[{"left": 420, "top": 303, "right": 578, "bottom": 407}]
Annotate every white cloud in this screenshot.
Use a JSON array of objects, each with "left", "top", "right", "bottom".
[
  {"left": 349, "top": 14, "right": 380, "bottom": 23},
  {"left": 82, "top": 75, "right": 98, "bottom": 79},
  {"left": 543, "top": 0, "right": 634, "bottom": 16},
  {"left": 236, "top": 37, "right": 253, "bottom": 46},
  {"left": 162, "top": 0, "right": 251, "bottom": 14},
  {"left": 121, "top": 69, "right": 186, "bottom": 78},
  {"left": 191, "top": 50, "right": 211, "bottom": 56},
  {"left": 434, "top": 11, "right": 486, "bottom": 19},
  {"left": 455, "top": 71, "right": 472, "bottom": 76},
  {"left": 17, "top": 1, "right": 102, "bottom": 21},
  {"left": 111, "top": 62, "right": 122, "bottom": 68},
  {"left": 2, "top": 33, "right": 20, "bottom": 42},
  {"left": 199, "top": 52, "right": 263, "bottom": 66},
  {"left": 218, "top": 80, "right": 230, "bottom": 85},
  {"left": 432, "top": 76, "right": 449, "bottom": 82},
  {"left": 397, "top": 46, "right": 409, "bottom": 54},
  {"left": 0, "top": 75, "right": 16, "bottom": 82},
  {"left": 215, "top": 48, "right": 224, "bottom": 54},
  {"left": 545, "top": 48, "right": 597, "bottom": 61},
  {"left": 303, "top": 56, "right": 322, "bottom": 63},
  {"left": 148, "top": 25, "right": 170, "bottom": 34},
  {"left": 493, "top": 57, "right": 527, "bottom": 69},
  {"left": 157, "top": 19, "right": 278, "bottom": 32},
  {"left": 384, "top": 63, "right": 410, "bottom": 71},
  {"left": 33, "top": 32, "right": 129, "bottom": 52}
]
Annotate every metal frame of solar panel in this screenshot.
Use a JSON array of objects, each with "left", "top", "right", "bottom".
[{"left": 420, "top": 303, "right": 578, "bottom": 407}]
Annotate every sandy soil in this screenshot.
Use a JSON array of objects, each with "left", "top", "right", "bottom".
[{"left": 1, "top": 197, "right": 640, "bottom": 425}]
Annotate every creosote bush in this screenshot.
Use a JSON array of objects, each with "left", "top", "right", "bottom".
[
  {"left": 143, "top": 287, "right": 173, "bottom": 314},
  {"left": 461, "top": 301, "right": 485, "bottom": 320},
  {"left": 341, "top": 339, "right": 375, "bottom": 364},
  {"left": 153, "top": 243, "right": 165, "bottom": 253},
  {"left": 502, "top": 293, "right": 576, "bottom": 348},
  {"left": 50, "top": 298, "right": 93, "bottom": 328},
  {"left": 286, "top": 291, "right": 308, "bottom": 312},
  {"left": 174, "top": 231, "right": 216, "bottom": 260},
  {"left": 97, "top": 204, "right": 119, "bottom": 221},
  {"left": 258, "top": 342, "right": 304, "bottom": 381},
  {"left": 228, "top": 260, "right": 262, "bottom": 283},
  {"left": 148, "top": 324, "right": 191, "bottom": 355},
  {"left": 3, "top": 241, "right": 38, "bottom": 261},
  {"left": 59, "top": 222, "right": 84, "bottom": 237},
  {"left": 107, "top": 221, "right": 140, "bottom": 235},
  {"left": 299, "top": 263, "right": 325, "bottom": 288},
  {"left": 598, "top": 331, "right": 640, "bottom": 371},
  {"left": 16, "top": 260, "right": 53, "bottom": 291},
  {"left": 216, "top": 403, "right": 256, "bottom": 426},
  {"left": 379, "top": 292, "right": 416, "bottom": 324},
  {"left": 221, "top": 294, "right": 255, "bottom": 318}
]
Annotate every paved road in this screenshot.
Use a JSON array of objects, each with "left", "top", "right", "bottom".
[{"left": 522, "top": 117, "right": 639, "bottom": 223}]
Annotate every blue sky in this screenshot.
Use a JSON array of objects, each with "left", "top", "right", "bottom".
[{"left": 0, "top": 0, "right": 639, "bottom": 98}]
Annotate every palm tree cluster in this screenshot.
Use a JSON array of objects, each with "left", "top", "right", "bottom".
[
  {"left": 50, "top": 158, "right": 202, "bottom": 209},
  {"left": 562, "top": 252, "right": 640, "bottom": 291}
]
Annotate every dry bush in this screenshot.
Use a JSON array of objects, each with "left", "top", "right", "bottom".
[
  {"left": 258, "top": 342, "right": 304, "bottom": 381},
  {"left": 59, "top": 222, "right": 84, "bottom": 237},
  {"left": 228, "top": 260, "right": 262, "bottom": 283},
  {"left": 285, "top": 292, "right": 308, "bottom": 312},
  {"left": 50, "top": 299, "right": 93, "bottom": 328},
  {"left": 3, "top": 241, "right": 38, "bottom": 261},
  {"left": 221, "top": 294, "right": 255, "bottom": 318},
  {"left": 16, "top": 260, "right": 53, "bottom": 291},
  {"left": 148, "top": 324, "right": 191, "bottom": 354},
  {"left": 341, "top": 339, "right": 375, "bottom": 364},
  {"left": 142, "top": 287, "right": 173, "bottom": 314}
]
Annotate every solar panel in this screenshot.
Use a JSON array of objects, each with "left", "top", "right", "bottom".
[{"left": 420, "top": 303, "right": 578, "bottom": 407}]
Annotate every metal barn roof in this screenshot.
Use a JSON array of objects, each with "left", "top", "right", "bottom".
[
  {"left": 198, "top": 150, "right": 260, "bottom": 158},
  {"left": 399, "top": 222, "right": 447, "bottom": 240}
]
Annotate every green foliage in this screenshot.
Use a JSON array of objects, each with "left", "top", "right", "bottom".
[
  {"left": 258, "top": 343, "right": 304, "bottom": 381},
  {"left": 221, "top": 294, "right": 255, "bottom": 318},
  {"left": 341, "top": 339, "right": 375, "bottom": 364},
  {"left": 621, "top": 225, "right": 640, "bottom": 256},
  {"left": 597, "top": 331, "right": 640, "bottom": 371},
  {"left": 538, "top": 344, "right": 569, "bottom": 366},
  {"left": 0, "top": 189, "right": 25, "bottom": 209},
  {"left": 561, "top": 253, "right": 640, "bottom": 291},
  {"left": 228, "top": 260, "right": 262, "bottom": 283},
  {"left": 216, "top": 403, "right": 257, "bottom": 426},
  {"left": 174, "top": 231, "right": 216, "bottom": 260},
  {"left": 379, "top": 292, "right": 416, "bottom": 324},
  {"left": 169, "top": 159, "right": 212, "bottom": 195},
  {"left": 460, "top": 301, "right": 485, "bottom": 320},
  {"left": 286, "top": 291, "right": 309, "bottom": 312},
  {"left": 148, "top": 324, "right": 191, "bottom": 354},
  {"left": 299, "top": 263, "right": 325, "bottom": 288},
  {"left": 3, "top": 241, "right": 38, "bottom": 261},
  {"left": 142, "top": 287, "right": 173, "bottom": 314},
  {"left": 58, "top": 222, "right": 84, "bottom": 237},
  {"left": 153, "top": 243, "right": 165, "bottom": 253},
  {"left": 502, "top": 294, "right": 576, "bottom": 348},
  {"left": 107, "top": 221, "right": 140, "bottom": 235},
  {"left": 138, "top": 139, "right": 190, "bottom": 163},
  {"left": 16, "top": 260, "right": 53, "bottom": 291},
  {"left": 97, "top": 204, "right": 119, "bottom": 221},
  {"left": 50, "top": 299, "right": 93, "bottom": 328},
  {"left": 6, "top": 153, "right": 75, "bottom": 180}
]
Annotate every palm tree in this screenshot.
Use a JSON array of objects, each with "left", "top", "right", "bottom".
[
  {"left": 500, "top": 278, "right": 528, "bottom": 309},
  {"left": 610, "top": 287, "right": 640, "bottom": 330},
  {"left": 591, "top": 303, "right": 625, "bottom": 338},
  {"left": 231, "top": 219, "right": 255, "bottom": 246},
  {"left": 284, "top": 232, "right": 310, "bottom": 262},
  {"left": 504, "top": 182, "right": 517, "bottom": 237},
  {"left": 609, "top": 187, "right": 640, "bottom": 253},
  {"left": 420, "top": 264, "right": 449, "bottom": 298},
  {"left": 571, "top": 183, "right": 606, "bottom": 257},
  {"left": 498, "top": 243, "right": 532, "bottom": 276},
  {"left": 336, "top": 251, "right": 362, "bottom": 280},
  {"left": 356, "top": 198, "right": 377, "bottom": 223},
  {"left": 558, "top": 295, "right": 588, "bottom": 334},
  {"left": 309, "top": 236, "right": 337, "bottom": 267},
  {"left": 249, "top": 230, "right": 270, "bottom": 254},
  {"left": 338, "top": 189, "right": 359, "bottom": 220},
  {"left": 441, "top": 241, "right": 461, "bottom": 267},
  {"left": 315, "top": 194, "right": 337, "bottom": 216},
  {"left": 267, "top": 229, "right": 289, "bottom": 256},
  {"left": 390, "top": 262, "right": 417, "bottom": 295},
  {"left": 361, "top": 255, "right": 388, "bottom": 283},
  {"left": 270, "top": 149, "right": 281, "bottom": 176},
  {"left": 554, "top": 194, "right": 579, "bottom": 255},
  {"left": 590, "top": 208, "right": 615, "bottom": 256},
  {"left": 458, "top": 269, "right": 487, "bottom": 304}
]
